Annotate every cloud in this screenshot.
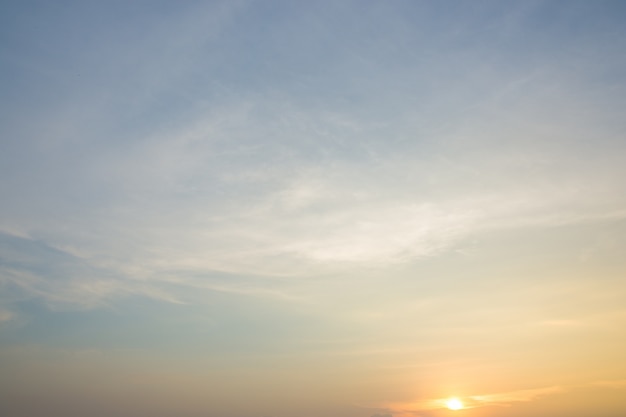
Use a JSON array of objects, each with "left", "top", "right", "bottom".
[
  {"left": 20, "top": 90, "right": 624, "bottom": 281},
  {"left": 377, "top": 385, "right": 563, "bottom": 416},
  {"left": 1, "top": 0, "right": 625, "bottom": 307},
  {"left": 0, "top": 231, "right": 183, "bottom": 310},
  {"left": 469, "top": 385, "right": 564, "bottom": 407},
  {"left": 3, "top": 83, "right": 626, "bottom": 294},
  {"left": 379, "top": 379, "right": 626, "bottom": 415}
]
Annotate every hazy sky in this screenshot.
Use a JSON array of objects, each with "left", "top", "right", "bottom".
[{"left": 2, "top": 1, "right": 626, "bottom": 416}]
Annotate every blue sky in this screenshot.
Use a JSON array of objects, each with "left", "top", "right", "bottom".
[{"left": 2, "top": 1, "right": 626, "bottom": 417}]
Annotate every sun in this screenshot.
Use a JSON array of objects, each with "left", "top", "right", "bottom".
[{"left": 446, "top": 397, "right": 464, "bottom": 410}]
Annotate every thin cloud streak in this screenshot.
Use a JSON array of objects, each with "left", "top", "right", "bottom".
[{"left": 379, "top": 379, "right": 626, "bottom": 415}]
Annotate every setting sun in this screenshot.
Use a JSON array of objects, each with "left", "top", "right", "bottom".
[{"left": 446, "top": 398, "right": 464, "bottom": 410}]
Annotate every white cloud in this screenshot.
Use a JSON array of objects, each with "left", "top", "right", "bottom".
[{"left": 1, "top": 0, "right": 625, "bottom": 310}]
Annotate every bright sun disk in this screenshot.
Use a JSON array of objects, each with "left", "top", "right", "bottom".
[{"left": 446, "top": 397, "right": 464, "bottom": 410}]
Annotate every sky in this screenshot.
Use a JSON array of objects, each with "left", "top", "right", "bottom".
[{"left": 1, "top": 1, "right": 626, "bottom": 416}]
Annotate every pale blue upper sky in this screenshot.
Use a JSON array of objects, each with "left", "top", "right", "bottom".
[{"left": 2, "top": 2, "right": 626, "bottom": 417}]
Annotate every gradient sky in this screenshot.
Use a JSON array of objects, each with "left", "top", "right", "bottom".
[{"left": 2, "top": 1, "right": 626, "bottom": 416}]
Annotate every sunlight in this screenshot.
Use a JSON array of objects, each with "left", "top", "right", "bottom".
[{"left": 446, "top": 397, "right": 464, "bottom": 410}]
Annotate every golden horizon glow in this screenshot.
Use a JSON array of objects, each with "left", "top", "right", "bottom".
[{"left": 446, "top": 397, "right": 464, "bottom": 410}]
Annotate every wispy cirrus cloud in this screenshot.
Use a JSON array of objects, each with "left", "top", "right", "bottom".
[
  {"left": 0, "top": 231, "right": 184, "bottom": 310},
  {"left": 1, "top": 0, "right": 625, "bottom": 290}
]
